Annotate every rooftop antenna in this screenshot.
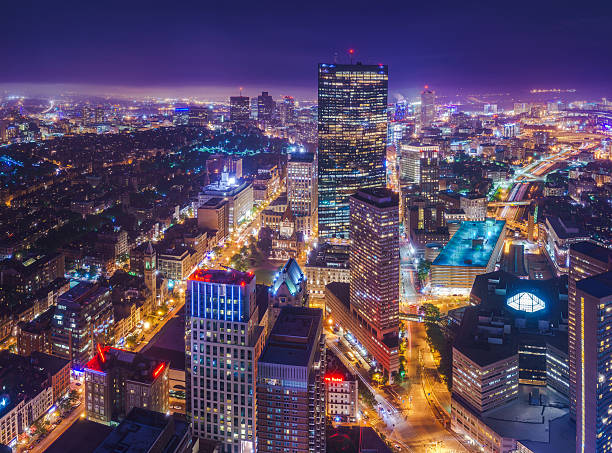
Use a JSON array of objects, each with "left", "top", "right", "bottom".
[
  {"left": 239, "top": 86, "right": 243, "bottom": 97},
  {"left": 349, "top": 48, "right": 355, "bottom": 64},
  {"left": 333, "top": 52, "right": 338, "bottom": 64}
]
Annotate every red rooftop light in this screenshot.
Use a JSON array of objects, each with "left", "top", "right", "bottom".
[
  {"left": 153, "top": 363, "right": 166, "bottom": 379},
  {"left": 97, "top": 344, "right": 106, "bottom": 363}
]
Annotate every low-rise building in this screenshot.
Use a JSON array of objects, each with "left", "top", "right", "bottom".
[{"left": 304, "top": 244, "right": 350, "bottom": 305}]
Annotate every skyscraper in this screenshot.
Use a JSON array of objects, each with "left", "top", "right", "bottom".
[
  {"left": 568, "top": 242, "right": 611, "bottom": 421},
  {"left": 186, "top": 269, "right": 265, "bottom": 453},
  {"left": 349, "top": 187, "right": 400, "bottom": 379},
  {"left": 398, "top": 143, "right": 439, "bottom": 202},
  {"left": 279, "top": 95, "right": 296, "bottom": 126},
  {"left": 420, "top": 87, "right": 435, "bottom": 128},
  {"left": 256, "top": 306, "right": 326, "bottom": 453},
  {"left": 575, "top": 271, "right": 612, "bottom": 453},
  {"left": 230, "top": 96, "right": 251, "bottom": 124},
  {"left": 318, "top": 63, "right": 388, "bottom": 240},
  {"left": 257, "top": 91, "right": 275, "bottom": 126},
  {"left": 287, "top": 152, "right": 317, "bottom": 236}
]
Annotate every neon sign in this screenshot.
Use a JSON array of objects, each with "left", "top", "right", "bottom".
[{"left": 324, "top": 375, "right": 344, "bottom": 383}]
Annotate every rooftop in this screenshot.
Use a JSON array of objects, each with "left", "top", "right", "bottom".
[
  {"left": 433, "top": 219, "right": 505, "bottom": 268},
  {"left": 570, "top": 241, "right": 611, "bottom": 263},
  {"left": 350, "top": 187, "right": 398, "bottom": 209},
  {"left": 576, "top": 270, "right": 612, "bottom": 299},
  {"left": 259, "top": 307, "right": 322, "bottom": 367},
  {"left": 45, "top": 419, "right": 113, "bottom": 453},
  {"left": 85, "top": 346, "right": 167, "bottom": 383},
  {"left": 270, "top": 258, "right": 305, "bottom": 296},
  {"left": 93, "top": 408, "right": 189, "bottom": 453},
  {"left": 188, "top": 268, "right": 255, "bottom": 286},
  {"left": 58, "top": 281, "right": 109, "bottom": 307}
]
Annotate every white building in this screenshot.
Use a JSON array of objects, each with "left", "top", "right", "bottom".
[{"left": 199, "top": 171, "right": 253, "bottom": 230}]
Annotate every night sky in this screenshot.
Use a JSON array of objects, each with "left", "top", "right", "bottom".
[{"left": 2, "top": 0, "right": 611, "bottom": 99}]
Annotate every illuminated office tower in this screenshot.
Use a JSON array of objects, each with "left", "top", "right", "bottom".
[
  {"left": 349, "top": 188, "right": 400, "bottom": 379},
  {"left": 256, "top": 307, "right": 325, "bottom": 453},
  {"left": 287, "top": 152, "right": 317, "bottom": 236},
  {"left": 568, "top": 242, "right": 611, "bottom": 421},
  {"left": 186, "top": 269, "right": 265, "bottom": 453},
  {"left": 189, "top": 105, "right": 210, "bottom": 126},
  {"left": 257, "top": 91, "right": 275, "bottom": 126},
  {"left": 420, "top": 87, "right": 435, "bottom": 128},
  {"left": 317, "top": 63, "right": 388, "bottom": 240},
  {"left": 280, "top": 95, "right": 296, "bottom": 126},
  {"left": 575, "top": 271, "right": 612, "bottom": 453},
  {"left": 398, "top": 143, "right": 439, "bottom": 202},
  {"left": 230, "top": 96, "right": 250, "bottom": 124}
]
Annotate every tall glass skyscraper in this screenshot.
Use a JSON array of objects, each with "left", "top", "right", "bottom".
[{"left": 317, "top": 63, "right": 388, "bottom": 240}]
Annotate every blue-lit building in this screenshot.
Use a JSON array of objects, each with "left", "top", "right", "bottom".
[
  {"left": 186, "top": 268, "right": 265, "bottom": 453},
  {"left": 430, "top": 219, "right": 506, "bottom": 291}
]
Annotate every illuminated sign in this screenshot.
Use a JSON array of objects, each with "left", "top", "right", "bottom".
[
  {"left": 324, "top": 375, "right": 344, "bottom": 383},
  {"left": 153, "top": 363, "right": 166, "bottom": 379},
  {"left": 507, "top": 292, "right": 545, "bottom": 313}
]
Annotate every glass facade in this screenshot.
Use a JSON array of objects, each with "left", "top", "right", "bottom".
[
  {"left": 507, "top": 292, "right": 546, "bottom": 313},
  {"left": 317, "top": 63, "right": 388, "bottom": 240}
]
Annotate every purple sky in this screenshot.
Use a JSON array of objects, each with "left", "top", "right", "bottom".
[{"left": 2, "top": 0, "right": 611, "bottom": 100}]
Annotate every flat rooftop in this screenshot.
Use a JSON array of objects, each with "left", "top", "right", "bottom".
[
  {"left": 481, "top": 385, "right": 573, "bottom": 451},
  {"left": 188, "top": 268, "right": 255, "bottom": 286},
  {"left": 85, "top": 346, "right": 166, "bottom": 383},
  {"left": 350, "top": 187, "right": 398, "bottom": 209},
  {"left": 45, "top": 419, "right": 113, "bottom": 453},
  {"left": 433, "top": 219, "right": 505, "bottom": 268},
  {"left": 259, "top": 307, "right": 322, "bottom": 367},
  {"left": 577, "top": 270, "right": 612, "bottom": 299},
  {"left": 570, "top": 241, "right": 611, "bottom": 263}
]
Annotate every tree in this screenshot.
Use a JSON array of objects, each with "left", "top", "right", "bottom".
[
  {"left": 230, "top": 253, "right": 249, "bottom": 272},
  {"left": 417, "top": 260, "right": 431, "bottom": 283},
  {"left": 257, "top": 227, "right": 273, "bottom": 257},
  {"left": 421, "top": 303, "right": 440, "bottom": 324},
  {"left": 359, "top": 385, "right": 376, "bottom": 409}
]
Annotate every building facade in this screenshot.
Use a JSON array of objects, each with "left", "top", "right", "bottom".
[
  {"left": 257, "top": 307, "right": 326, "bottom": 453},
  {"left": 287, "top": 152, "right": 317, "bottom": 237},
  {"left": 317, "top": 63, "right": 388, "bottom": 240},
  {"left": 186, "top": 269, "right": 265, "bottom": 453}
]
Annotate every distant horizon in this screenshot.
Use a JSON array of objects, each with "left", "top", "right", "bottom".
[{"left": 1, "top": 81, "right": 607, "bottom": 105}]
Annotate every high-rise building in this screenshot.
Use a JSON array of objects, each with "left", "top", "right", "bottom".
[
  {"left": 287, "top": 152, "right": 317, "bottom": 236},
  {"left": 51, "top": 282, "right": 113, "bottom": 368},
  {"left": 188, "top": 105, "right": 210, "bottom": 126},
  {"left": 280, "top": 95, "right": 296, "bottom": 126},
  {"left": 317, "top": 63, "right": 388, "bottom": 240},
  {"left": 256, "top": 306, "right": 325, "bottom": 453},
  {"left": 398, "top": 143, "right": 439, "bottom": 202},
  {"left": 84, "top": 346, "right": 169, "bottom": 425},
  {"left": 186, "top": 268, "right": 265, "bottom": 453},
  {"left": 420, "top": 87, "right": 435, "bottom": 128},
  {"left": 257, "top": 91, "right": 275, "bottom": 126},
  {"left": 230, "top": 96, "right": 251, "bottom": 124},
  {"left": 568, "top": 242, "right": 611, "bottom": 421},
  {"left": 349, "top": 188, "right": 399, "bottom": 378},
  {"left": 575, "top": 271, "right": 612, "bottom": 453}
]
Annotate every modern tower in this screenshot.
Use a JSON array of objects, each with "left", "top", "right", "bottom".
[
  {"left": 280, "top": 95, "right": 296, "bottom": 126},
  {"left": 230, "top": 96, "right": 251, "bottom": 124},
  {"left": 398, "top": 143, "right": 439, "bottom": 202},
  {"left": 257, "top": 92, "right": 275, "bottom": 126},
  {"left": 287, "top": 152, "right": 317, "bottom": 237},
  {"left": 575, "top": 271, "right": 612, "bottom": 453},
  {"left": 256, "top": 306, "right": 326, "bottom": 453},
  {"left": 568, "top": 242, "right": 611, "bottom": 421},
  {"left": 186, "top": 268, "right": 265, "bottom": 453},
  {"left": 349, "top": 187, "right": 400, "bottom": 378},
  {"left": 317, "top": 63, "right": 388, "bottom": 240},
  {"left": 420, "top": 87, "right": 435, "bottom": 128}
]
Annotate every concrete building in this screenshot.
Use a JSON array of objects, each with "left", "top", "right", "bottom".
[
  {"left": 287, "top": 152, "right": 317, "bottom": 237},
  {"left": 199, "top": 172, "right": 253, "bottom": 230},
  {"left": 197, "top": 197, "right": 229, "bottom": 242},
  {"left": 304, "top": 244, "right": 350, "bottom": 305},
  {"left": 460, "top": 193, "right": 487, "bottom": 221},
  {"left": 93, "top": 407, "right": 190, "bottom": 453},
  {"left": 398, "top": 143, "right": 439, "bottom": 202},
  {"left": 567, "top": 241, "right": 611, "bottom": 421},
  {"left": 84, "top": 346, "right": 169, "bottom": 425},
  {"left": 256, "top": 307, "right": 326, "bottom": 453},
  {"left": 186, "top": 268, "right": 265, "bottom": 453},
  {"left": 420, "top": 87, "right": 435, "bottom": 128},
  {"left": 324, "top": 370, "right": 358, "bottom": 423},
  {"left": 541, "top": 216, "right": 589, "bottom": 275},
  {"left": 51, "top": 282, "right": 113, "bottom": 368},
  {"left": 575, "top": 271, "right": 612, "bottom": 453},
  {"left": 430, "top": 219, "right": 506, "bottom": 292},
  {"left": 156, "top": 246, "right": 198, "bottom": 281}
]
